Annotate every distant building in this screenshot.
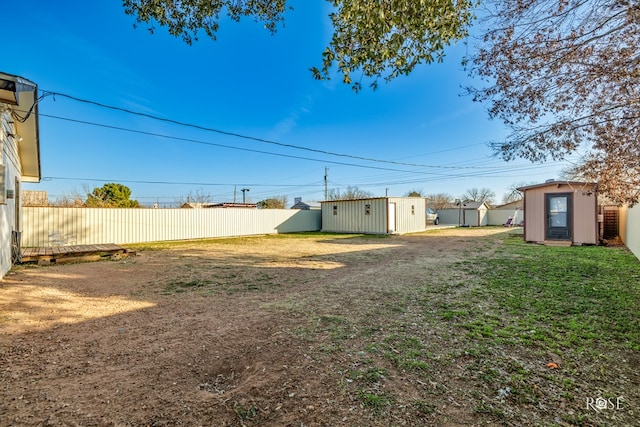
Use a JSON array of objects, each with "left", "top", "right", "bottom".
[
  {"left": 437, "top": 201, "right": 491, "bottom": 226},
  {"left": 181, "top": 202, "right": 257, "bottom": 209},
  {"left": 291, "top": 197, "right": 321, "bottom": 210}
]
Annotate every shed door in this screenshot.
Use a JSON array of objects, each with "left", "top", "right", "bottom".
[
  {"left": 546, "top": 193, "right": 572, "bottom": 240},
  {"left": 388, "top": 202, "right": 396, "bottom": 233}
]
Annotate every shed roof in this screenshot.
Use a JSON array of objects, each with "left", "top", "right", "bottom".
[
  {"left": 0, "top": 71, "right": 41, "bottom": 182},
  {"left": 291, "top": 201, "right": 321, "bottom": 209},
  {"left": 460, "top": 201, "right": 490, "bottom": 210},
  {"left": 517, "top": 180, "right": 597, "bottom": 192},
  {"left": 320, "top": 196, "right": 424, "bottom": 204}
]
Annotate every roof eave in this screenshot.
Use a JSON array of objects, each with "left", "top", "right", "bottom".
[{"left": 1, "top": 72, "right": 41, "bottom": 182}]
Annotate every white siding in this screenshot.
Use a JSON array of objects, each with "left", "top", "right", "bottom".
[
  {"left": 389, "top": 197, "right": 427, "bottom": 234},
  {"left": 21, "top": 208, "right": 321, "bottom": 247},
  {"left": 1, "top": 111, "right": 21, "bottom": 278}
]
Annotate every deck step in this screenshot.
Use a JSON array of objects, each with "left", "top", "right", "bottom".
[{"left": 20, "top": 244, "right": 132, "bottom": 264}]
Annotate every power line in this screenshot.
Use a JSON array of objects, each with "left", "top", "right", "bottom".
[
  {"left": 38, "top": 112, "right": 457, "bottom": 176},
  {"left": 41, "top": 110, "right": 568, "bottom": 182},
  {"left": 42, "top": 176, "right": 324, "bottom": 187},
  {"left": 40, "top": 90, "right": 526, "bottom": 171}
]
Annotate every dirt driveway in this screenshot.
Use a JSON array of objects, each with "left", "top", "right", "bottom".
[{"left": 0, "top": 228, "right": 534, "bottom": 426}]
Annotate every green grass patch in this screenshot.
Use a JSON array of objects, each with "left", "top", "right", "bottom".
[
  {"left": 465, "top": 236, "right": 640, "bottom": 351},
  {"left": 357, "top": 390, "right": 394, "bottom": 412},
  {"left": 163, "top": 279, "right": 212, "bottom": 295}
]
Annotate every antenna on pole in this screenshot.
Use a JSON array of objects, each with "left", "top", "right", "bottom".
[{"left": 241, "top": 188, "right": 250, "bottom": 203}]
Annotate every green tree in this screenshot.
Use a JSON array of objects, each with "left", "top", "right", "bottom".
[
  {"left": 257, "top": 196, "right": 288, "bottom": 209},
  {"left": 122, "top": 0, "right": 475, "bottom": 91},
  {"left": 86, "top": 183, "right": 140, "bottom": 208},
  {"left": 405, "top": 189, "right": 425, "bottom": 197},
  {"left": 467, "top": 0, "right": 640, "bottom": 204}
]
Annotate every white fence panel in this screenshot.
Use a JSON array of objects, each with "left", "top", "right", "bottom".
[
  {"left": 487, "top": 209, "right": 525, "bottom": 226},
  {"left": 22, "top": 207, "right": 321, "bottom": 247},
  {"left": 621, "top": 204, "right": 640, "bottom": 262}
]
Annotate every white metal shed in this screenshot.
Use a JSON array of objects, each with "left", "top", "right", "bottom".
[{"left": 321, "top": 197, "right": 426, "bottom": 234}]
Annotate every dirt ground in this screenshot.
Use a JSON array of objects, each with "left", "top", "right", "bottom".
[{"left": 0, "top": 228, "right": 624, "bottom": 426}]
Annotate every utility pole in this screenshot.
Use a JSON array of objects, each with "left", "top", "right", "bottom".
[
  {"left": 241, "top": 188, "right": 250, "bottom": 204},
  {"left": 233, "top": 185, "right": 237, "bottom": 203},
  {"left": 385, "top": 187, "right": 389, "bottom": 197},
  {"left": 324, "top": 167, "right": 329, "bottom": 201}
]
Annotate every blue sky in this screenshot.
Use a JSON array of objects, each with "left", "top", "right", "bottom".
[{"left": 8, "top": 1, "right": 576, "bottom": 207}]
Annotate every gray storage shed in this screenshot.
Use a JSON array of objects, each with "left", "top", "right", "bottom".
[
  {"left": 437, "top": 201, "right": 490, "bottom": 226},
  {"left": 321, "top": 197, "right": 427, "bottom": 234}
]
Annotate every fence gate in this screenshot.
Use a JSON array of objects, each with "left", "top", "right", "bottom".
[{"left": 602, "top": 206, "right": 619, "bottom": 239}]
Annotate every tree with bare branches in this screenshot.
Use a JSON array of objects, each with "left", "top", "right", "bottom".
[
  {"left": 461, "top": 187, "right": 495, "bottom": 205},
  {"left": 425, "top": 193, "right": 453, "bottom": 209},
  {"left": 468, "top": 0, "right": 640, "bottom": 204},
  {"left": 328, "top": 186, "right": 373, "bottom": 200}
]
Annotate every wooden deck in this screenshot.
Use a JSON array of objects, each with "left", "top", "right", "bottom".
[{"left": 21, "top": 244, "right": 133, "bottom": 264}]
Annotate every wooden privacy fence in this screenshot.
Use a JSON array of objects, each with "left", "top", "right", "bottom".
[{"left": 21, "top": 207, "right": 322, "bottom": 247}]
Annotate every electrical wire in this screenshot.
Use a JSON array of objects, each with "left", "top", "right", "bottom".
[{"left": 40, "top": 90, "right": 534, "bottom": 171}]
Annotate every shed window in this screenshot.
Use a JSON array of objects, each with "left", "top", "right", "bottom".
[
  {"left": 411, "top": 205, "right": 415, "bottom": 215},
  {"left": 365, "top": 204, "right": 371, "bottom": 215},
  {"left": 333, "top": 205, "right": 338, "bottom": 215}
]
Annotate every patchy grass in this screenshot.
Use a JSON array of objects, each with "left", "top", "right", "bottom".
[
  {"left": 275, "top": 231, "right": 640, "bottom": 425},
  {"left": 9, "top": 228, "right": 639, "bottom": 426},
  {"left": 422, "top": 235, "right": 640, "bottom": 425},
  {"left": 127, "top": 232, "right": 388, "bottom": 251}
]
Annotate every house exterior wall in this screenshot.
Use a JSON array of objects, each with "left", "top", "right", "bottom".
[
  {"left": 1, "top": 111, "right": 21, "bottom": 278},
  {"left": 21, "top": 207, "right": 321, "bottom": 246},
  {"left": 321, "top": 197, "right": 426, "bottom": 234},
  {"left": 522, "top": 182, "right": 597, "bottom": 245}
]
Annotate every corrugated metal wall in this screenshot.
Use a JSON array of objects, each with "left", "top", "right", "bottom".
[
  {"left": 620, "top": 204, "right": 640, "bottom": 261},
  {"left": 433, "top": 209, "right": 525, "bottom": 226},
  {"left": 322, "top": 198, "right": 388, "bottom": 234},
  {"left": 321, "top": 197, "right": 426, "bottom": 234},
  {"left": 389, "top": 197, "right": 426, "bottom": 234},
  {"left": 21, "top": 207, "right": 321, "bottom": 247}
]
